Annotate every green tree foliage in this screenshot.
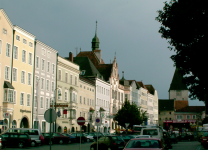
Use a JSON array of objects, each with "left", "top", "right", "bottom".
[
  {"left": 156, "top": 0, "right": 208, "bottom": 101},
  {"left": 114, "top": 100, "right": 146, "bottom": 129}
]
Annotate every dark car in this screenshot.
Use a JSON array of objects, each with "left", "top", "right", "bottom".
[
  {"left": 70, "top": 132, "right": 88, "bottom": 143},
  {"left": 87, "top": 132, "right": 104, "bottom": 141},
  {"left": 43, "top": 133, "right": 70, "bottom": 144},
  {"left": 120, "top": 135, "right": 138, "bottom": 143},
  {"left": 62, "top": 133, "right": 76, "bottom": 143},
  {"left": 169, "top": 133, "right": 178, "bottom": 143},
  {"left": 90, "top": 135, "right": 126, "bottom": 150},
  {"left": 42, "top": 133, "right": 55, "bottom": 145},
  {"left": 0, "top": 132, "right": 31, "bottom": 148}
]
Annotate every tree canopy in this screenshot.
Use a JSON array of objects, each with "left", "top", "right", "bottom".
[
  {"left": 156, "top": 0, "right": 208, "bottom": 101},
  {"left": 114, "top": 100, "right": 146, "bottom": 129}
]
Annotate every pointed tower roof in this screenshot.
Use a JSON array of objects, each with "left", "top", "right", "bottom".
[
  {"left": 169, "top": 68, "right": 188, "bottom": 91},
  {"left": 92, "top": 21, "right": 100, "bottom": 51}
]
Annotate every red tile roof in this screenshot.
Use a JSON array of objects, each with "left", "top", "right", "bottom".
[
  {"left": 175, "top": 106, "right": 205, "bottom": 112},
  {"left": 174, "top": 100, "right": 189, "bottom": 110}
]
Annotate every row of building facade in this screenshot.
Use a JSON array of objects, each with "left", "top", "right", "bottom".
[{"left": 0, "top": 9, "right": 159, "bottom": 133}]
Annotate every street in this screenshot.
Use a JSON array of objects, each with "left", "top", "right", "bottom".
[{"left": 2, "top": 141, "right": 207, "bottom": 150}]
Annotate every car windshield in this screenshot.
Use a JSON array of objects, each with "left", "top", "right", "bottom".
[
  {"left": 143, "top": 129, "right": 158, "bottom": 136},
  {"left": 136, "top": 135, "right": 150, "bottom": 138},
  {"left": 126, "top": 140, "right": 160, "bottom": 148},
  {"left": 43, "top": 133, "right": 51, "bottom": 136}
]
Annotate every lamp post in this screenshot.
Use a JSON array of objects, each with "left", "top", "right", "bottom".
[{"left": 99, "top": 107, "right": 105, "bottom": 133}]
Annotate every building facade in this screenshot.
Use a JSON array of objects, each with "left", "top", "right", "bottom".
[
  {"left": 0, "top": 9, "right": 14, "bottom": 131},
  {"left": 34, "top": 40, "right": 57, "bottom": 132}
]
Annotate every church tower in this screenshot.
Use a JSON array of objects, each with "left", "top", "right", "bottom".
[
  {"left": 91, "top": 21, "right": 101, "bottom": 62},
  {"left": 169, "top": 68, "right": 188, "bottom": 100}
]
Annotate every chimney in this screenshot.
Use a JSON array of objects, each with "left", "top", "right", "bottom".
[{"left": 69, "top": 52, "right": 73, "bottom": 62}]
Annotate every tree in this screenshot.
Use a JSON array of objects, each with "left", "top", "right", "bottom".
[
  {"left": 156, "top": 0, "right": 208, "bottom": 101},
  {"left": 114, "top": 100, "right": 147, "bottom": 129}
]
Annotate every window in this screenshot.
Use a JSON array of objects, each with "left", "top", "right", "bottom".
[
  {"left": 65, "top": 73, "right": 68, "bottom": 82},
  {"left": 13, "top": 91, "right": 16, "bottom": 103},
  {"left": 29, "top": 42, "right": 33, "bottom": 47},
  {"left": 42, "top": 49, "right": 46, "bottom": 55},
  {"left": 20, "top": 93, "right": 24, "bottom": 105},
  {"left": 28, "top": 73, "right": 31, "bottom": 85},
  {"left": 58, "top": 89, "right": 61, "bottom": 100},
  {"left": 193, "top": 115, "right": 196, "bottom": 119},
  {"left": 36, "top": 57, "right": 39, "bottom": 68},
  {"left": 176, "top": 90, "right": 182, "bottom": 96},
  {"left": 22, "top": 50, "right": 26, "bottom": 62},
  {"left": 87, "top": 98, "right": 89, "bottom": 105},
  {"left": 34, "top": 96, "right": 37, "bottom": 107},
  {"left": 47, "top": 62, "right": 50, "bottom": 72},
  {"left": 0, "top": 40, "right": 2, "bottom": 54},
  {"left": 23, "top": 39, "right": 27, "bottom": 44},
  {"left": 177, "top": 115, "right": 183, "bottom": 119},
  {"left": 65, "top": 92, "right": 68, "bottom": 101},
  {"left": 42, "top": 59, "right": 45, "bottom": 70},
  {"left": 84, "top": 97, "right": 86, "bottom": 104},
  {"left": 42, "top": 122, "right": 46, "bottom": 133},
  {"left": 46, "top": 98, "right": 49, "bottom": 109},
  {"left": 28, "top": 53, "right": 32, "bottom": 65},
  {"left": 70, "top": 75, "right": 72, "bottom": 84},
  {"left": 40, "top": 97, "right": 43, "bottom": 108},
  {"left": 187, "top": 115, "right": 190, "bottom": 119},
  {"left": 47, "top": 51, "right": 51, "bottom": 58},
  {"left": 90, "top": 99, "right": 91, "bottom": 105},
  {"left": 15, "top": 35, "right": 20, "bottom": 42},
  {"left": 4, "top": 89, "right": 14, "bottom": 102},
  {"left": 21, "top": 71, "right": 25, "bottom": 84},
  {"left": 13, "top": 68, "right": 17, "bottom": 81},
  {"left": 27, "top": 94, "right": 30, "bottom": 106},
  {"left": 58, "top": 70, "right": 61, "bottom": 80},
  {"left": 51, "top": 82, "right": 54, "bottom": 92},
  {"left": 52, "top": 64, "right": 55, "bottom": 74},
  {"left": 35, "top": 76, "right": 39, "bottom": 89},
  {"left": 75, "top": 76, "right": 77, "bottom": 85},
  {"left": 80, "top": 96, "right": 82, "bottom": 104},
  {"left": 3, "top": 28, "right": 7, "bottom": 34},
  {"left": 46, "top": 80, "right": 49, "bottom": 91},
  {"left": 41, "top": 78, "right": 44, "bottom": 89},
  {"left": 14, "top": 46, "right": 18, "bottom": 59},
  {"left": 6, "top": 43, "right": 11, "bottom": 57}
]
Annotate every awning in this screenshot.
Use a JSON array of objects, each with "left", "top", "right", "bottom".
[
  {"left": 3, "top": 81, "right": 14, "bottom": 89},
  {"left": 163, "top": 120, "right": 196, "bottom": 123}
]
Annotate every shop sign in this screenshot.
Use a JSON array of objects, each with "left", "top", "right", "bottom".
[
  {"left": 50, "top": 103, "right": 68, "bottom": 107},
  {"left": 20, "top": 109, "right": 31, "bottom": 113},
  {"left": 163, "top": 120, "right": 196, "bottom": 123}
]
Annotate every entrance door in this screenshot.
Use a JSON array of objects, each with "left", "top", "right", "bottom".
[{"left": 20, "top": 117, "right": 29, "bottom": 128}]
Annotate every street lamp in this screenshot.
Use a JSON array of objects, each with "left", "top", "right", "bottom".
[{"left": 99, "top": 107, "right": 105, "bottom": 133}]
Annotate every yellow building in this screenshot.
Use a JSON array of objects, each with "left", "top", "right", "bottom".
[
  {"left": 0, "top": 9, "right": 14, "bottom": 131},
  {"left": 11, "top": 25, "right": 35, "bottom": 128}
]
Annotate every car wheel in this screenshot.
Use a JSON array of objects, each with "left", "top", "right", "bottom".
[
  {"left": 59, "top": 140, "right": 63, "bottom": 144},
  {"left": 18, "top": 142, "right": 24, "bottom": 148},
  {"left": 31, "top": 141, "right": 36, "bottom": 147},
  {"left": 87, "top": 138, "right": 90, "bottom": 142}
]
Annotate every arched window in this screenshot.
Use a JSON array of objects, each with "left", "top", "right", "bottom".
[
  {"left": 12, "top": 120, "right": 17, "bottom": 128},
  {"left": 2, "top": 119, "right": 8, "bottom": 131}
]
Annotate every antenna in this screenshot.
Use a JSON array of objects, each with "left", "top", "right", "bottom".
[{"left": 75, "top": 47, "right": 78, "bottom": 56}]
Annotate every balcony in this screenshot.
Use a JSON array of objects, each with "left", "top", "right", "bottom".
[
  {"left": 70, "top": 119, "right": 76, "bottom": 125},
  {"left": 68, "top": 101, "right": 78, "bottom": 109}
]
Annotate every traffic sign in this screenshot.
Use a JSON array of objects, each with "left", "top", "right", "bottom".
[
  {"left": 95, "top": 117, "right": 101, "bottom": 126},
  {"left": 77, "top": 117, "right": 85, "bottom": 126},
  {"left": 44, "top": 108, "right": 57, "bottom": 123}
]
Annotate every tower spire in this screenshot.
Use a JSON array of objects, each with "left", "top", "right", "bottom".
[
  {"left": 92, "top": 21, "right": 100, "bottom": 51},
  {"left": 95, "top": 21, "right": 98, "bottom": 35}
]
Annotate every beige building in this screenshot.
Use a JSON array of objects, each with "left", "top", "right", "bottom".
[
  {"left": 11, "top": 25, "right": 35, "bottom": 128},
  {"left": 0, "top": 9, "right": 14, "bottom": 131},
  {"left": 56, "top": 55, "right": 80, "bottom": 133}
]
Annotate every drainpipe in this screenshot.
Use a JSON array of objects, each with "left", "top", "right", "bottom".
[{"left": 31, "top": 40, "right": 36, "bottom": 128}]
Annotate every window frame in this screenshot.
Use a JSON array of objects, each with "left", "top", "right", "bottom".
[
  {"left": 41, "top": 78, "right": 45, "bottom": 90},
  {"left": 41, "top": 59, "right": 45, "bottom": 71},
  {"left": 28, "top": 52, "right": 32, "bottom": 65},
  {"left": 20, "top": 92, "right": 25, "bottom": 106},
  {"left": 22, "top": 50, "right": 26, "bottom": 63},
  {"left": 46, "top": 80, "right": 50, "bottom": 91},
  {"left": 6, "top": 43, "right": 11, "bottom": 57},
  {"left": 27, "top": 94, "right": 31, "bottom": 106},
  {"left": 13, "top": 68, "right": 18, "bottom": 82},
  {"left": 23, "top": 38, "right": 27, "bottom": 44},
  {"left": 13, "top": 46, "right": 18, "bottom": 60},
  {"left": 21, "top": 71, "right": 26, "bottom": 84},
  {"left": 16, "top": 35, "right": 20, "bottom": 41},
  {"left": 47, "top": 61, "right": 50, "bottom": 73},
  {"left": 40, "top": 97, "right": 44, "bottom": 108},
  {"left": 36, "top": 56, "right": 40, "bottom": 69},
  {"left": 28, "top": 73, "right": 32, "bottom": 85}
]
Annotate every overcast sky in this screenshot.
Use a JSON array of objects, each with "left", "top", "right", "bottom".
[{"left": 0, "top": 0, "right": 204, "bottom": 106}]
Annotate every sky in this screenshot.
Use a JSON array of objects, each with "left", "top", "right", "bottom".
[{"left": 0, "top": 0, "right": 204, "bottom": 106}]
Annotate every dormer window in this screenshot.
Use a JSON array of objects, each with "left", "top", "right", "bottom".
[{"left": 80, "top": 70, "right": 86, "bottom": 75}]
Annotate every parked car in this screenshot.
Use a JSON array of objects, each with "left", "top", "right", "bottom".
[
  {"left": 135, "top": 135, "right": 151, "bottom": 138},
  {"left": 83, "top": 133, "right": 95, "bottom": 142},
  {"left": 86, "top": 132, "right": 104, "bottom": 141},
  {"left": 120, "top": 135, "right": 138, "bottom": 143},
  {"left": 5, "top": 128, "right": 42, "bottom": 146},
  {"left": 0, "top": 132, "right": 31, "bottom": 148},
  {"left": 201, "top": 132, "right": 208, "bottom": 148},
  {"left": 61, "top": 133, "right": 76, "bottom": 143},
  {"left": 90, "top": 135, "right": 126, "bottom": 150},
  {"left": 169, "top": 133, "right": 178, "bottom": 144},
  {"left": 41, "top": 133, "right": 55, "bottom": 145},
  {"left": 123, "top": 138, "right": 164, "bottom": 150},
  {"left": 70, "top": 132, "right": 88, "bottom": 143},
  {"left": 179, "top": 132, "right": 194, "bottom": 141},
  {"left": 43, "top": 133, "right": 70, "bottom": 144}
]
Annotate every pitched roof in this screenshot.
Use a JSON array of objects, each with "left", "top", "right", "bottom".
[
  {"left": 73, "top": 57, "right": 102, "bottom": 77},
  {"left": 159, "top": 99, "right": 174, "bottom": 111},
  {"left": 169, "top": 68, "right": 188, "bottom": 91},
  {"left": 137, "top": 82, "right": 149, "bottom": 93},
  {"left": 79, "top": 76, "right": 95, "bottom": 86},
  {"left": 145, "top": 85, "right": 155, "bottom": 95},
  {"left": 174, "top": 100, "right": 189, "bottom": 110},
  {"left": 97, "top": 64, "right": 113, "bottom": 81},
  {"left": 176, "top": 106, "right": 205, "bottom": 112}
]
